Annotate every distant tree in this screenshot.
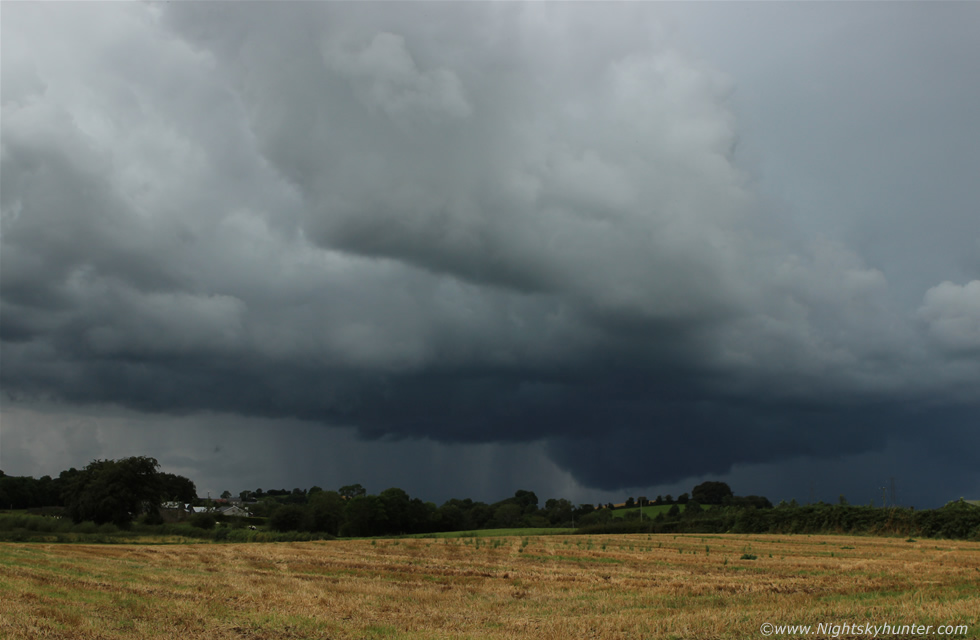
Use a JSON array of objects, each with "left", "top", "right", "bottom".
[
  {"left": 269, "top": 504, "right": 306, "bottom": 532},
  {"left": 544, "top": 498, "right": 573, "bottom": 526},
  {"left": 62, "top": 457, "right": 163, "bottom": 527},
  {"left": 637, "top": 496, "right": 648, "bottom": 507},
  {"left": 308, "top": 490, "right": 344, "bottom": 534},
  {"left": 524, "top": 513, "right": 550, "bottom": 528},
  {"left": 437, "top": 503, "right": 465, "bottom": 531},
  {"left": 159, "top": 472, "right": 197, "bottom": 503},
  {"left": 667, "top": 504, "right": 681, "bottom": 518},
  {"left": 691, "top": 481, "right": 734, "bottom": 505},
  {"left": 664, "top": 495, "right": 674, "bottom": 505},
  {"left": 684, "top": 500, "right": 702, "bottom": 518},
  {"left": 578, "top": 508, "right": 613, "bottom": 527},
  {"left": 342, "top": 496, "right": 387, "bottom": 537},
  {"left": 625, "top": 497, "right": 635, "bottom": 509},
  {"left": 513, "top": 490, "right": 539, "bottom": 514},
  {"left": 734, "top": 495, "right": 773, "bottom": 509},
  {"left": 493, "top": 503, "right": 522, "bottom": 528},
  {"left": 466, "top": 503, "right": 494, "bottom": 530},
  {"left": 249, "top": 496, "right": 280, "bottom": 518},
  {"left": 655, "top": 495, "right": 664, "bottom": 505},
  {"left": 379, "top": 488, "right": 412, "bottom": 533},
  {"left": 407, "top": 499, "right": 438, "bottom": 534},
  {"left": 0, "top": 475, "right": 38, "bottom": 509},
  {"left": 0, "top": 473, "right": 69, "bottom": 509},
  {"left": 339, "top": 484, "right": 367, "bottom": 499},
  {"left": 573, "top": 503, "right": 595, "bottom": 518},
  {"left": 220, "top": 490, "right": 232, "bottom": 500},
  {"left": 677, "top": 493, "right": 689, "bottom": 505}
]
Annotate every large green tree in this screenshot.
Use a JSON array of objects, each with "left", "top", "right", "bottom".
[
  {"left": 62, "top": 456, "right": 164, "bottom": 527},
  {"left": 308, "top": 490, "right": 345, "bottom": 534},
  {"left": 691, "top": 481, "right": 734, "bottom": 505},
  {"left": 159, "top": 472, "right": 197, "bottom": 503},
  {"left": 339, "top": 483, "right": 367, "bottom": 499},
  {"left": 341, "top": 495, "right": 387, "bottom": 537},
  {"left": 544, "top": 498, "right": 573, "bottom": 526},
  {"left": 269, "top": 504, "right": 306, "bottom": 532},
  {"left": 379, "top": 488, "right": 412, "bottom": 533}
]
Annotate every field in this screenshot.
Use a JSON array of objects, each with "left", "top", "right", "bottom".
[
  {"left": 409, "top": 528, "right": 576, "bottom": 538},
  {"left": 2, "top": 533, "right": 978, "bottom": 639}
]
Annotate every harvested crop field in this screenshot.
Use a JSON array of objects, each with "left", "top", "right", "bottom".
[{"left": 2, "top": 534, "right": 978, "bottom": 639}]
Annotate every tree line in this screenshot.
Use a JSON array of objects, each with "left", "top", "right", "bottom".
[
  {"left": 0, "top": 458, "right": 195, "bottom": 524},
  {"left": 2, "top": 458, "right": 752, "bottom": 536},
  {"left": 249, "top": 487, "right": 587, "bottom": 537},
  {"left": 576, "top": 498, "right": 980, "bottom": 541},
  {"left": 3, "top": 458, "right": 977, "bottom": 541}
]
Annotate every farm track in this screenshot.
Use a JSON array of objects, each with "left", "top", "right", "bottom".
[{"left": 1, "top": 533, "right": 978, "bottom": 639}]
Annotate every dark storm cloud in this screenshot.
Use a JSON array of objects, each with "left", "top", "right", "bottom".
[{"left": 2, "top": 2, "right": 978, "bottom": 501}]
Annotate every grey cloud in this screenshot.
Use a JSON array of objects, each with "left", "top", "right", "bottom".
[
  {"left": 2, "top": 2, "right": 978, "bottom": 503},
  {"left": 918, "top": 281, "right": 980, "bottom": 356},
  {"left": 323, "top": 32, "right": 473, "bottom": 120}
]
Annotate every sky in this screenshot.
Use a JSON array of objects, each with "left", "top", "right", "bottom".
[{"left": 2, "top": 2, "right": 978, "bottom": 509}]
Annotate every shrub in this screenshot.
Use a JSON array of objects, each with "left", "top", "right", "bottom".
[
  {"left": 142, "top": 510, "right": 164, "bottom": 526},
  {"left": 76, "top": 521, "right": 99, "bottom": 534},
  {"left": 190, "top": 513, "right": 216, "bottom": 530}
]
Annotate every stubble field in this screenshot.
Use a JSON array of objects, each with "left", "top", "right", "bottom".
[{"left": 1, "top": 533, "right": 978, "bottom": 639}]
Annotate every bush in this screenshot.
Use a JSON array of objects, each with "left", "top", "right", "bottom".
[
  {"left": 142, "top": 510, "right": 164, "bottom": 526},
  {"left": 76, "top": 521, "right": 99, "bottom": 534},
  {"left": 269, "top": 505, "right": 306, "bottom": 533},
  {"left": 190, "top": 513, "right": 216, "bottom": 530}
]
